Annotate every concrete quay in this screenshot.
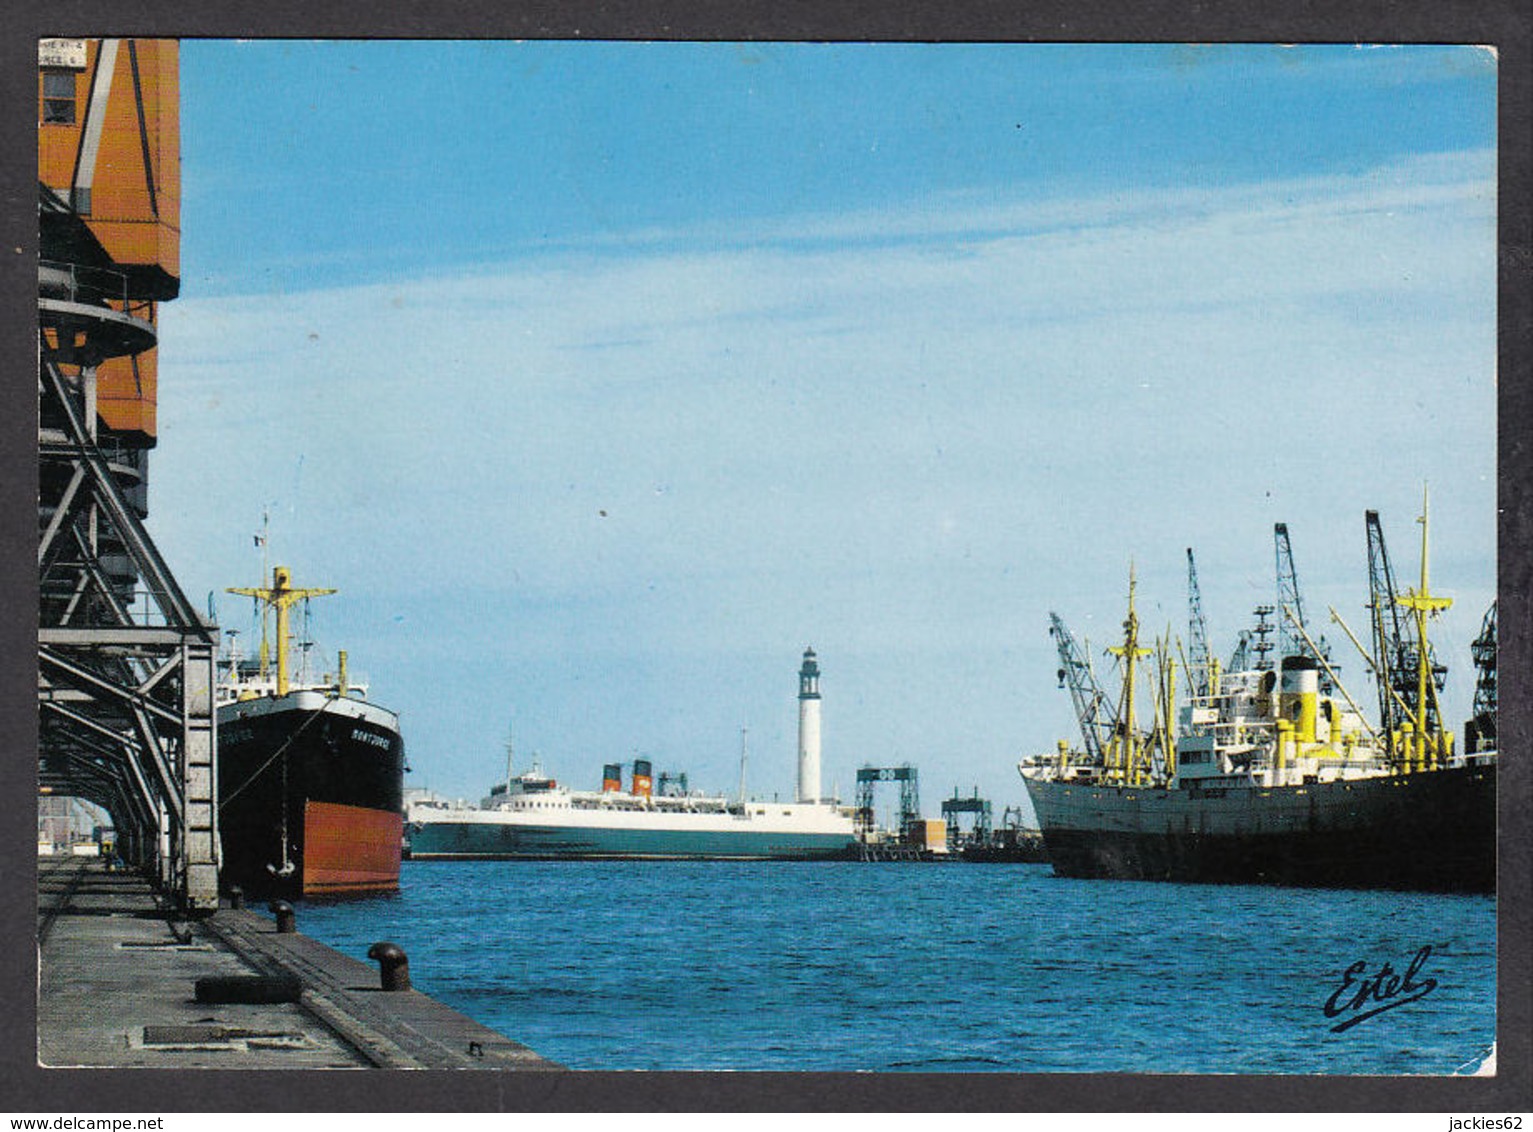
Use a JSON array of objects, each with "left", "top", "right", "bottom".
[{"left": 37, "top": 856, "right": 562, "bottom": 1070}]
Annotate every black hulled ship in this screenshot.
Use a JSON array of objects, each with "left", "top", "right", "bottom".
[{"left": 217, "top": 566, "right": 405, "bottom": 899}]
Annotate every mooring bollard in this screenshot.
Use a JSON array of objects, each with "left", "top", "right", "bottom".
[
  {"left": 367, "top": 941, "right": 411, "bottom": 991},
  {"left": 228, "top": 886, "right": 244, "bottom": 910},
  {"left": 269, "top": 900, "right": 296, "bottom": 934}
]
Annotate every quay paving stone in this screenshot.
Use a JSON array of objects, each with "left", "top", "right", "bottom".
[
  {"left": 37, "top": 857, "right": 560, "bottom": 1070},
  {"left": 204, "top": 909, "right": 560, "bottom": 1069},
  {"left": 38, "top": 857, "right": 372, "bottom": 1068}
]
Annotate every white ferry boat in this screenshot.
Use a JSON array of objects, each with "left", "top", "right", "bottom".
[{"left": 406, "top": 758, "right": 858, "bottom": 861}]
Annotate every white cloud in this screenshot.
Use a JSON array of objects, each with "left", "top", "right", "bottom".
[{"left": 150, "top": 152, "right": 1495, "bottom": 803}]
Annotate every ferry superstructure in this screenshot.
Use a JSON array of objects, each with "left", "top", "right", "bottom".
[{"left": 406, "top": 761, "right": 858, "bottom": 860}]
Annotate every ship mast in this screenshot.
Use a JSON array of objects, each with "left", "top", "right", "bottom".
[
  {"left": 1106, "top": 564, "right": 1152, "bottom": 785},
  {"left": 738, "top": 725, "right": 749, "bottom": 803},
  {"left": 1151, "top": 631, "right": 1177, "bottom": 783},
  {"left": 253, "top": 512, "right": 271, "bottom": 678},
  {"left": 1396, "top": 486, "right": 1452, "bottom": 771},
  {"left": 227, "top": 566, "right": 337, "bottom": 696}
]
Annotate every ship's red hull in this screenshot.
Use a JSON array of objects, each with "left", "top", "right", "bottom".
[
  {"left": 303, "top": 800, "right": 402, "bottom": 896},
  {"left": 218, "top": 690, "right": 404, "bottom": 900}
]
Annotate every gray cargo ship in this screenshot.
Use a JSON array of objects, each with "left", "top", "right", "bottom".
[{"left": 1020, "top": 499, "right": 1495, "bottom": 893}]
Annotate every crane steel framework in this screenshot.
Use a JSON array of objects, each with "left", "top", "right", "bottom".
[
  {"left": 1275, "top": 522, "right": 1336, "bottom": 691},
  {"left": 39, "top": 185, "right": 219, "bottom": 912},
  {"left": 940, "top": 788, "right": 992, "bottom": 849},
  {"left": 854, "top": 764, "right": 920, "bottom": 841},
  {"left": 1186, "top": 548, "right": 1212, "bottom": 698},
  {"left": 1365, "top": 508, "right": 1446, "bottom": 754},
  {"left": 1468, "top": 600, "right": 1496, "bottom": 752},
  {"left": 1048, "top": 612, "right": 1113, "bottom": 764}
]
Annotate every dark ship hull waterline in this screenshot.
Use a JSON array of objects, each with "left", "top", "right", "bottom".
[{"left": 1024, "top": 760, "right": 1494, "bottom": 893}]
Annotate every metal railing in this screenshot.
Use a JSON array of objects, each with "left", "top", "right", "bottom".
[
  {"left": 39, "top": 259, "right": 155, "bottom": 326},
  {"left": 39, "top": 258, "right": 132, "bottom": 305}
]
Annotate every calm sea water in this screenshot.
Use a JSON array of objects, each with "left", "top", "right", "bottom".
[{"left": 297, "top": 861, "right": 1496, "bottom": 1074}]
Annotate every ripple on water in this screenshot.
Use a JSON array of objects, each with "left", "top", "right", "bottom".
[{"left": 294, "top": 860, "right": 1497, "bottom": 1073}]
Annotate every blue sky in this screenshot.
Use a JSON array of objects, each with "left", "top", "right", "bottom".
[{"left": 149, "top": 41, "right": 1497, "bottom": 822}]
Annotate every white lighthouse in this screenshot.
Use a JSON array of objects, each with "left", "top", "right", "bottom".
[{"left": 797, "top": 648, "right": 822, "bottom": 804}]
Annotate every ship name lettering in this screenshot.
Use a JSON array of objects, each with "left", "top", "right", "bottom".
[{"left": 1322, "top": 944, "right": 1437, "bottom": 1033}]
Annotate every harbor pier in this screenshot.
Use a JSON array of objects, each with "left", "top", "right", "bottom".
[{"left": 38, "top": 856, "right": 562, "bottom": 1070}]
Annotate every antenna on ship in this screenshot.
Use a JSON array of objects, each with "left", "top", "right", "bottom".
[
  {"left": 504, "top": 725, "right": 515, "bottom": 792},
  {"left": 243, "top": 510, "right": 275, "bottom": 682},
  {"left": 297, "top": 599, "right": 316, "bottom": 686},
  {"left": 738, "top": 726, "right": 749, "bottom": 803}
]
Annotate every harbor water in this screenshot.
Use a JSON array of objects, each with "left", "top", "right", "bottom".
[{"left": 296, "top": 860, "right": 1496, "bottom": 1074}]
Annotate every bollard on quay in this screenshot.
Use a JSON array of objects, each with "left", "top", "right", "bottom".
[
  {"left": 228, "top": 886, "right": 244, "bottom": 910},
  {"left": 367, "top": 941, "right": 412, "bottom": 991},
  {"left": 269, "top": 900, "right": 296, "bottom": 933}
]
